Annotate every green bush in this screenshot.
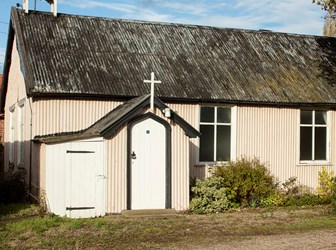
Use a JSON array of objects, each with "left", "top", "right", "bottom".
[
  {"left": 283, "top": 194, "right": 331, "bottom": 207},
  {"left": 260, "top": 193, "right": 285, "bottom": 207},
  {"left": 316, "top": 167, "right": 334, "bottom": 198},
  {"left": 189, "top": 177, "right": 230, "bottom": 214},
  {"left": 189, "top": 177, "right": 197, "bottom": 200},
  {"left": 331, "top": 178, "right": 336, "bottom": 212},
  {"left": 211, "top": 158, "right": 278, "bottom": 207},
  {"left": 0, "top": 170, "right": 28, "bottom": 204}
]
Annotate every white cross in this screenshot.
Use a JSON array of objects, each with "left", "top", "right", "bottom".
[{"left": 144, "top": 72, "right": 161, "bottom": 111}]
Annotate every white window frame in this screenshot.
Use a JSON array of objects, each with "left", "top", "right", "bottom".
[
  {"left": 198, "top": 105, "right": 236, "bottom": 164},
  {"left": 17, "top": 101, "right": 25, "bottom": 167},
  {"left": 299, "top": 110, "right": 330, "bottom": 164},
  {"left": 8, "top": 105, "right": 15, "bottom": 167}
]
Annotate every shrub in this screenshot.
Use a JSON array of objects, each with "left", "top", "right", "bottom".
[
  {"left": 211, "top": 157, "right": 278, "bottom": 207},
  {"left": 189, "top": 177, "right": 230, "bottom": 214},
  {"left": 329, "top": 177, "right": 336, "bottom": 212},
  {"left": 189, "top": 177, "right": 197, "bottom": 200},
  {"left": 283, "top": 193, "right": 331, "bottom": 207},
  {"left": 282, "top": 177, "right": 311, "bottom": 196},
  {"left": 0, "top": 170, "right": 28, "bottom": 204},
  {"left": 316, "top": 167, "right": 334, "bottom": 198},
  {"left": 260, "top": 193, "right": 285, "bottom": 207}
]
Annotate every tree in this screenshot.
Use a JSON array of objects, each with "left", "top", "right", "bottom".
[{"left": 313, "top": 0, "right": 336, "bottom": 14}]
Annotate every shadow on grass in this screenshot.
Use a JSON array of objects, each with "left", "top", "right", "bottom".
[{"left": 0, "top": 203, "right": 39, "bottom": 219}]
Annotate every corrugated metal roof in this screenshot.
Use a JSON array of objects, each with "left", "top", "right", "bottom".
[{"left": 9, "top": 8, "right": 336, "bottom": 105}]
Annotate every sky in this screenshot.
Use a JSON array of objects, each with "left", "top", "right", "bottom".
[{"left": 0, "top": 0, "right": 329, "bottom": 73}]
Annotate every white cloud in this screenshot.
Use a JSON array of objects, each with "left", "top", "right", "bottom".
[
  {"left": 58, "top": 0, "right": 326, "bottom": 35},
  {"left": 229, "top": 0, "right": 325, "bottom": 35},
  {"left": 157, "top": 1, "right": 227, "bottom": 16},
  {"left": 61, "top": 0, "right": 136, "bottom": 14},
  {"left": 60, "top": 0, "right": 171, "bottom": 22}
]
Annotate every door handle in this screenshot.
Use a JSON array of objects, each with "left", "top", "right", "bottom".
[{"left": 131, "top": 151, "right": 137, "bottom": 159}]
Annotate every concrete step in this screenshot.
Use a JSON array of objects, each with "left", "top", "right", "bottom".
[{"left": 121, "top": 209, "right": 178, "bottom": 217}]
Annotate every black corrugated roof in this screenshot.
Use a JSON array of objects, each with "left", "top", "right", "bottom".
[{"left": 4, "top": 8, "right": 336, "bottom": 105}]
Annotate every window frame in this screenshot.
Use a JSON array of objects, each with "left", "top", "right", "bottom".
[
  {"left": 17, "top": 101, "right": 25, "bottom": 167},
  {"left": 299, "top": 109, "right": 330, "bottom": 164},
  {"left": 198, "top": 105, "right": 236, "bottom": 164},
  {"left": 8, "top": 105, "right": 15, "bottom": 168}
]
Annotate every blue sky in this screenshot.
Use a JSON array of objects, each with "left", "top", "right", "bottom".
[{"left": 0, "top": 0, "right": 329, "bottom": 73}]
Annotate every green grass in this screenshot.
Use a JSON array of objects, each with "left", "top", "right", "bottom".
[
  {"left": 1, "top": 205, "right": 336, "bottom": 249},
  {"left": 0, "top": 203, "right": 40, "bottom": 219}
]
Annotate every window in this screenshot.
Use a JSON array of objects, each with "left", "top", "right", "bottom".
[
  {"left": 8, "top": 107, "right": 15, "bottom": 167},
  {"left": 199, "top": 106, "right": 231, "bottom": 162},
  {"left": 300, "top": 110, "right": 328, "bottom": 162},
  {"left": 17, "top": 103, "right": 25, "bottom": 166}
]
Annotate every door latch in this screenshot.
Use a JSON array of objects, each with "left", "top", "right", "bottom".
[{"left": 131, "top": 151, "right": 137, "bottom": 159}]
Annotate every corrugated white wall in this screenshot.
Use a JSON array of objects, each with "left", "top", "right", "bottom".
[
  {"left": 190, "top": 105, "right": 336, "bottom": 190},
  {"left": 236, "top": 106, "right": 336, "bottom": 190},
  {"left": 237, "top": 106, "right": 297, "bottom": 181},
  {"left": 32, "top": 99, "right": 122, "bottom": 136},
  {"left": 155, "top": 108, "right": 191, "bottom": 211},
  {"left": 106, "top": 127, "right": 127, "bottom": 214},
  {"left": 171, "top": 125, "right": 190, "bottom": 210}
]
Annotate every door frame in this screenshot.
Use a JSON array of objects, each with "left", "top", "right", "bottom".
[{"left": 127, "top": 113, "right": 172, "bottom": 210}]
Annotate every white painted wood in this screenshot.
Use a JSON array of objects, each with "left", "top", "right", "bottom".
[
  {"left": 144, "top": 72, "right": 161, "bottom": 111},
  {"left": 45, "top": 139, "right": 105, "bottom": 218},
  {"left": 131, "top": 118, "right": 166, "bottom": 209},
  {"left": 46, "top": 143, "right": 66, "bottom": 216},
  {"left": 23, "top": 0, "right": 29, "bottom": 13},
  {"left": 51, "top": 0, "right": 57, "bottom": 17}
]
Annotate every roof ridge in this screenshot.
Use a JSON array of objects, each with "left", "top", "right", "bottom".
[{"left": 14, "top": 8, "right": 329, "bottom": 38}]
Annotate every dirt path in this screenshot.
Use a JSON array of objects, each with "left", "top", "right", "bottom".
[{"left": 190, "top": 229, "right": 336, "bottom": 250}]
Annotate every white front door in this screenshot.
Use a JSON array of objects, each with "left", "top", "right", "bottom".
[{"left": 131, "top": 118, "right": 166, "bottom": 209}]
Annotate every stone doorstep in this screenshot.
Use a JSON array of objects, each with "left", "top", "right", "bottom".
[{"left": 121, "top": 209, "right": 178, "bottom": 217}]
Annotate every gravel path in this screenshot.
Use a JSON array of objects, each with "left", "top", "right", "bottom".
[{"left": 195, "top": 229, "right": 336, "bottom": 250}]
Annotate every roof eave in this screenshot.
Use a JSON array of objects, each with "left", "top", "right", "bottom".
[{"left": 29, "top": 92, "right": 336, "bottom": 109}]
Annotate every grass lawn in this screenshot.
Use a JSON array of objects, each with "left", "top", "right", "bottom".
[{"left": 1, "top": 205, "right": 336, "bottom": 249}]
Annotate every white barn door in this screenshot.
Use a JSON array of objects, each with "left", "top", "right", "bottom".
[
  {"left": 131, "top": 118, "right": 166, "bottom": 209},
  {"left": 65, "top": 140, "right": 105, "bottom": 218},
  {"left": 45, "top": 139, "right": 106, "bottom": 218}
]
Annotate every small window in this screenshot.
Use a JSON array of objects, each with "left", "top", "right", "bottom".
[
  {"left": 300, "top": 110, "right": 328, "bottom": 162},
  {"left": 17, "top": 104, "right": 25, "bottom": 165},
  {"left": 9, "top": 108, "right": 14, "bottom": 166},
  {"left": 199, "top": 107, "right": 231, "bottom": 162}
]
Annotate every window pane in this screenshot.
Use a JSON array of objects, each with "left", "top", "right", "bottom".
[
  {"left": 315, "top": 127, "right": 327, "bottom": 160},
  {"left": 217, "top": 107, "right": 231, "bottom": 123},
  {"left": 300, "top": 110, "right": 312, "bottom": 124},
  {"left": 200, "top": 107, "right": 214, "bottom": 123},
  {"left": 200, "top": 125, "right": 214, "bottom": 161},
  {"left": 300, "top": 127, "right": 312, "bottom": 160},
  {"left": 216, "top": 126, "right": 231, "bottom": 161},
  {"left": 315, "top": 111, "right": 327, "bottom": 125}
]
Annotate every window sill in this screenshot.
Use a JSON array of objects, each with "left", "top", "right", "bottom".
[
  {"left": 196, "top": 161, "right": 229, "bottom": 167},
  {"left": 297, "top": 161, "right": 332, "bottom": 166}
]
